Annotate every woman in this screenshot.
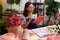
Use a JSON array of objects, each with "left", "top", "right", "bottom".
[
  {"left": 0, "top": 14, "right": 23, "bottom": 40},
  {"left": 0, "top": 26, "right": 23, "bottom": 40},
  {"left": 21, "top": 2, "right": 37, "bottom": 29}
]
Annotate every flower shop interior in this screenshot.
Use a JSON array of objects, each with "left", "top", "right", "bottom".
[{"left": 0, "top": 0, "right": 60, "bottom": 40}]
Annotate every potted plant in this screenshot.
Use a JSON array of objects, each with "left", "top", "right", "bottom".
[
  {"left": 6, "top": 9, "right": 18, "bottom": 14},
  {"left": 7, "top": 0, "right": 14, "bottom": 9},
  {"left": 0, "top": 5, "right": 7, "bottom": 35},
  {"left": 6, "top": 0, "right": 21, "bottom": 5},
  {"left": 44, "top": 0, "right": 60, "bottom": 25},
  {"left": 14, "top": 0, "right": 20, "bottom": 5},
  {"left": 14, "top": 0, "right": 21, "bottom": 11},
  {"left": 6, "top": 0, "right": 21, "bottom": 14},
  {"left": 0, "top": 5, "right": 2, "bottom": 19}
]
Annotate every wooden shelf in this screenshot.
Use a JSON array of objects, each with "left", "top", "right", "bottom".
[
  {"left": 2, "top": 13, "right": 22, "bottom": 16},
  {"left": 32, "top": 2, "right": 45, "bottom": 5}
]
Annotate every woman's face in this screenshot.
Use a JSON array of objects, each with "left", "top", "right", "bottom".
[{"left": 26, "top": 4, "right": 34, "bottom": 13}]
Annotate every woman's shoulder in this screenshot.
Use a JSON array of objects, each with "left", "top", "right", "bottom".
[{"left": 0, "top": 33, "right": 15, "bottom": 40}]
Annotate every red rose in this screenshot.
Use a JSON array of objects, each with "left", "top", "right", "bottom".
[{"left": 8, "top": 14, "right": 22, "bottom": 27}]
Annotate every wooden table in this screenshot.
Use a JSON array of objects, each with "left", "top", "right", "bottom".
[
  {"left": 23, "top": 26, "right": 52, "bottom": 40},
  {"left": 0, "top": 25, "right": 59, "bottom": 40}
]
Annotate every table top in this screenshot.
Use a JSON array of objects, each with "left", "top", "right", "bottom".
[
  {"left": 25, "top": 27, "right": 51, "bottom": 40},
  {"left": 27, "top": 25, "right": 60, "bottom": 40},
  {"left": 0, "top": 25, "right": 60, "bottom": 40}
]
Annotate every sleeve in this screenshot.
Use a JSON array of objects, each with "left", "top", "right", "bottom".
[{"left": 19, "top": 14, "right": 26, "bottom": 24}]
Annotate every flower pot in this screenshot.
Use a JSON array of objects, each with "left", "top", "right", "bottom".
[{"left": 17, "top": 25, "right": 23, "bottom": 35}]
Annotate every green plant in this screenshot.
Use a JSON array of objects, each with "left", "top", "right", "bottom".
[
  {"left": 7, "top": 0, "right": 14, "bottom": 9},
  {"left": 6, "top": 0, "right": 20, "bottom": 8},
  {"left": 44, "top": 0, "right": 60, "bottom": 21},
  {"left": 7, "top": 0, "right": 14, "bottom": 4},
  {"left": 7, "top": 0, "right": 21, "bottom": 5},
  {"left": 15, "top": 0, "right": 20, "bottom": 4},
  {"left": 0, "top": 20, "right": 7, "bottom": 30},
  {"left": 14, "top": 0, "right": 21, "bottom": 11},
  {"left": 6, "top": 0, "right": 20, "bottom": 13},
  {"left": 6, "top": 9, "right": 18, "bottom": 14},
  {"left": 0, "top": 5, "right": 2, "bottom": 19},
  {"left": 44, "top": 0, "right": 54, "bottom": 5},
  {"left": 0, "top": 19, "right": 7, "bottom": 35},
  {"left": 59, "top": 21, "right": 60, "bottom": 25},
  {"left": 0, "top": 5, "right": 7, "bottom": 35}
]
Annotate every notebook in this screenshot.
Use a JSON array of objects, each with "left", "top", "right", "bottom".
[
  {"left": 31, "top": 28, "right": 52, "bottom": 37},
  {"left": 33, "top": 16, "right": 44, "bottom": 24}
]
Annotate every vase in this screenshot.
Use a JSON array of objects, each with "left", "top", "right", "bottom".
[{"left": 17, "top": 25, "right": 23, "bottom": 35}]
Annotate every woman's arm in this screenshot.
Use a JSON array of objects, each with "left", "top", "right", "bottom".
[
  {"left": 22, "top": 18, "right": 32, "bottom": 28},
  {"left": 22, "top": 14, "right": 32, "bottom": 28}
]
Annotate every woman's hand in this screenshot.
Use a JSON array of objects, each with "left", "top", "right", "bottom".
[{"left": 26, "top": 13, "right": 32, "bottom": 19}]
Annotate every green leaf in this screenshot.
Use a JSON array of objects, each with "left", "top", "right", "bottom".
[
  {"left": 0, "top": 5, "right": 2, "bottom": 10},
  {"left": 58, "top": 31, "right": 60, "bottom": 34},
  {"left": 6, "top": 9, "right": 18, "bottom": 14},
  {"left": 56, "top": 27, "right": 59, "bottom": 30},
  {"left": 59, "top": 21, "right": 60, "bottom": 25},
  {"left": 10, "top": 9, "right": 18, "bottom": 14},
  {"left": 45, "top": 1, "right": 60, "bottom": 21},
  {"left": 0, "top": 5, "right": 2, "bottom": 19},
  {"left": 15, "top": 0, "right": 20, "bottom": 4},
  {"left": 44, "top": 0, "right": 54, "bottom": 5},
  {"left": 7, "top": 0, "right": 14, "bottom": 4}
]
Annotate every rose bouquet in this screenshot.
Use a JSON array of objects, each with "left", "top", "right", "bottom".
[{"left": 8, "top": 14, "right": 22, "bottom": 27}]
